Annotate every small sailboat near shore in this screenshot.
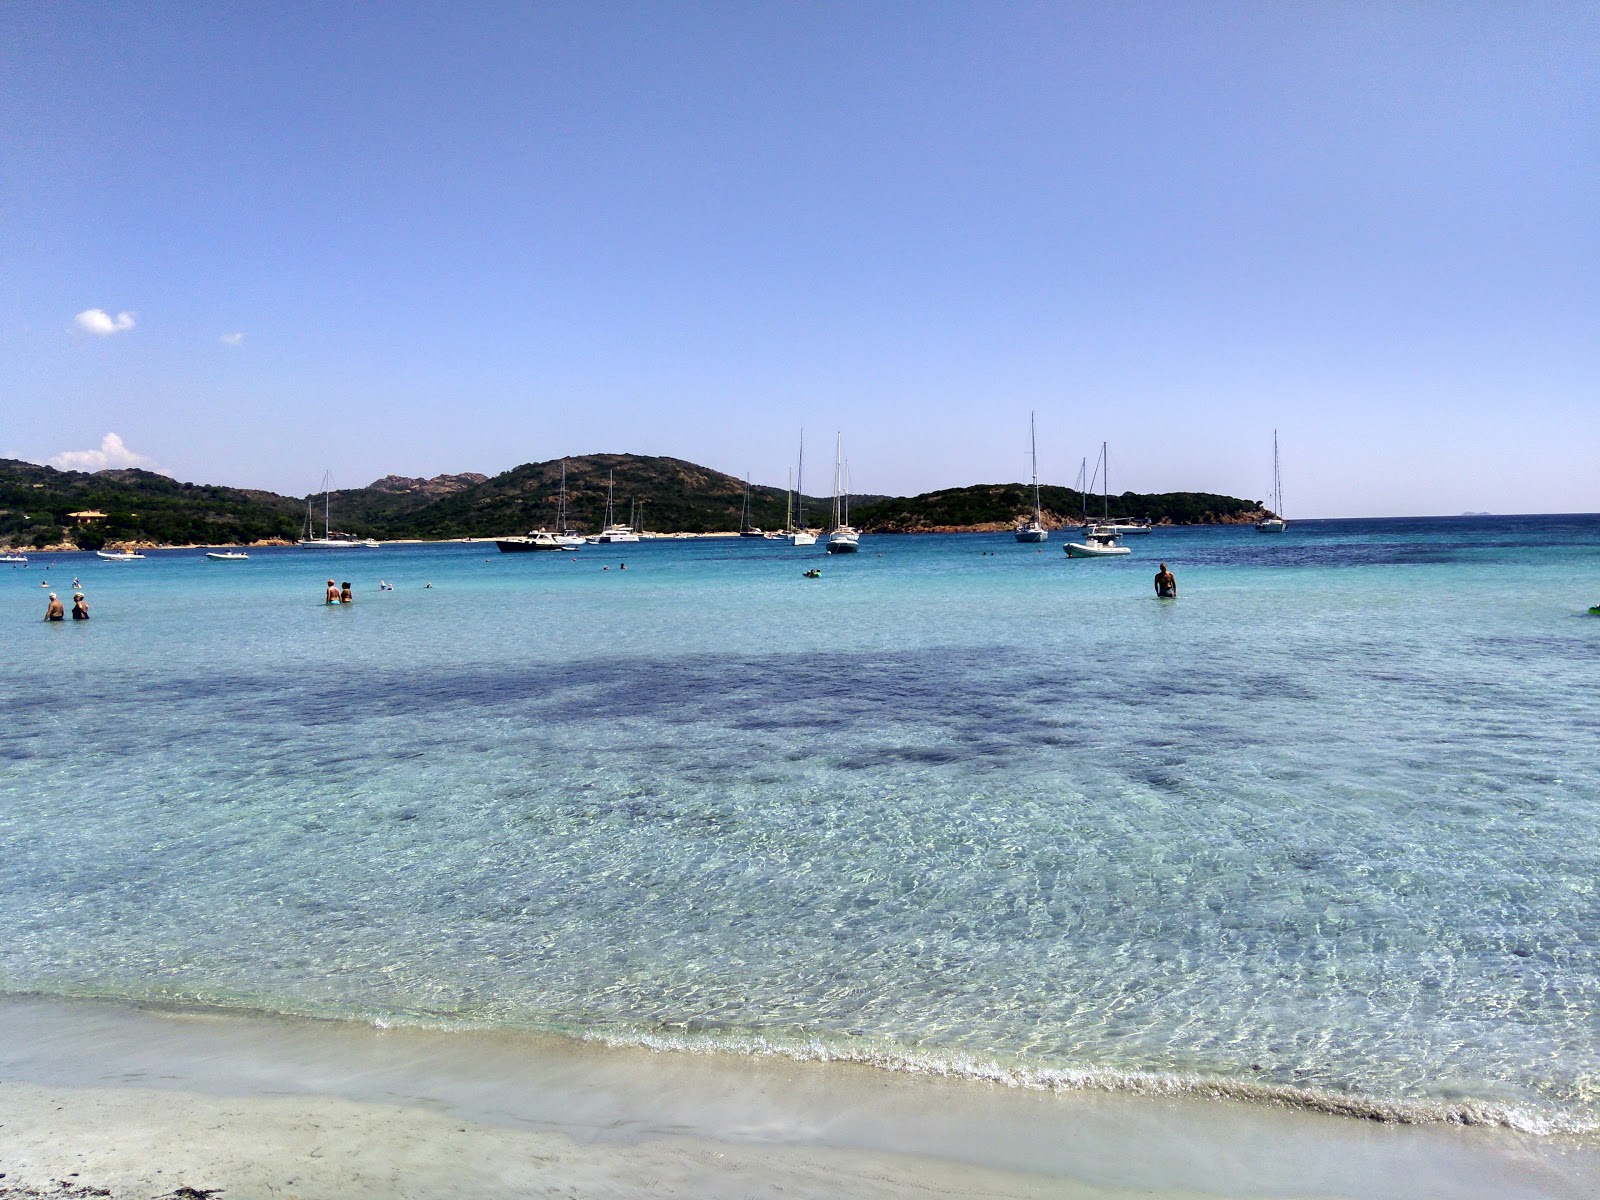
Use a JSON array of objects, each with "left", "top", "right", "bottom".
[
  {"left": 1014, "top": 413, "right": 1048, "bottom": 543},
  {"left": 825, "top": 433, "right": 859, "bottom": 554},
  {"left": 590, "top": 472, "right": 641, "bottom": 543},
  {"left": 1256, "top": 431, "right": 1288, "bottom": 532},
  {"left": 790, "top": 431, "right": 817, "bottom": 546},
  {"left": 299, "top": 472, "right": 378, "bottom": 547}
]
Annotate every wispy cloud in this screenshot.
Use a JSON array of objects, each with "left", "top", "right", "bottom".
[
  {"left": 220, "top": 331, "right": 245, "bottom": 346},
  {"left": 49, "top": 432, "right": 164, "bottom": 474},
  {"left": 74, "top": 308, "right": 137, "bottom": 336}
]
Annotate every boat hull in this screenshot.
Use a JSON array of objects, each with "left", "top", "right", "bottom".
[
  {"left": 205, "top": 552, "right": 249, "bottom": 560},
  {"left": 1065, "top": 542, "right": 1130, "bottom": 558},
  {"left": 1255, "top": 519, "right": 1287, "bottom": 533},
  {"left": 1014, "top": 528, "right": 1048, "bottom": 543},
  {"left": 789, "top": 532, "right": 817, "bottom": 546},
  {"left": 496, "top": 538, "right": 571, "bottom": 552}
]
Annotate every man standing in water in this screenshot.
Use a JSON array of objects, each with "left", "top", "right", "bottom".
[
  {"left": 1154, "top": 563, "right": 1177, "bottom": 598},
  {"left": 325, "top": 579, "right": 340, "bottom": 605},
  {"left": 43, "top": 592, "right": 64, "bottom": 621}
]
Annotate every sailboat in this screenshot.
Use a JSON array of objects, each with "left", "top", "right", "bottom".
[
  {"left": 497, "top": 462, "right": 583, "bottom": 551},
  {"left": 1065, "top": 442, "right": 1131, "bottom": 558},
  {"left": 1014, "top": 412, "right": 1048, "bottom": 543},
  {"left": 790, "top": 431, "right": 817, "bottom": 546},
  {"left": 825, "top": 433, "right": 860, "bottom": 554},
  {"left": 739, "top": 476, "right": 766, "bottom": 537},
  {"left": 1256, "top": 431, "right": 1287, "bottom": 532},
  {"left": 591, "top": 471, "right": 640, "bottom": 543},
  {"left": 298, "top": 471, "right": 379, "bottom": 547}
]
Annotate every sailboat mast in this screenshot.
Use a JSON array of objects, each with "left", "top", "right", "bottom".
[
  {"left": 797, "top": 430, "right": 806, "bottom": 530},
  {"left": 1102, "top": 442, "right": 1109, "bottom": 521},
  {"left": 1273, "top": 429, "right": 1283, "bottom": 517},
  {"left": 785, "top": 469, "right": 793, "bottom": 531},
  {"left": 323, "top": 470, "right": 331, "bottom": 538},
  {"left": 1030, "top": 411, "right": 1041, "bottom": 522},
  {"left": 832, "top": 432, "right": 842, "bottom": 529}
]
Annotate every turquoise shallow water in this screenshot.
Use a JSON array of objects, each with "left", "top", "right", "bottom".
[{"left": 3, "top": 518, "right": 1598, "bottom": 1131}]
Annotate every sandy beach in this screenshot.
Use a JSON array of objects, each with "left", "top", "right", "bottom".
[{"left": 2, "top": 996, "right": 1595, "bottom": 1200}]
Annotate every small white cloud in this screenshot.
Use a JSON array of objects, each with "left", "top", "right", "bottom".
[
  {"left": 49, "top": 432, "right": 164, "bottom": 474},
  {"left": 220, "top": 331, "right": 245, "bottom": 346},
  {"left": 75, "top": 308, "right": 137, "bottom": 336}
]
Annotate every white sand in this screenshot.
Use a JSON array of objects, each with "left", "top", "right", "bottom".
[{"left": 1, "top": 997, "right": 1594, "bottom": 1199}]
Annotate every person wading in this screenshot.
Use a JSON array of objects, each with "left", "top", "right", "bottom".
[{"left": 1154, "top": 563, "right": 1177, "bottom": 598}]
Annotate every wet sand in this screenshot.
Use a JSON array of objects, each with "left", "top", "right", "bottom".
[{"left": 1, "top": 996, "right": 1595, "bottom": 1199}]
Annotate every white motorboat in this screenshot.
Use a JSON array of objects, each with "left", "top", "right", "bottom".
[
  {"left": 1065, "top": 527, "right": 1131, "bottom": 557},
  {"left": 205, "top": 551, "right": 249, "bottom": 560},
  {"left": 0, "top": 554, "right": 27, "bottom": 565},
  {"left": 96, "top": 549, "right": 146, "bottom": 561},
  {"left": 298, "top": 472, "right": 378, "bottom": 547},
  {"left": 789, "top": 431, "right": 818, "bottom": 545},
  {"left": 825, "top": 432, "right": 860, "bottom": 553},
  {"left": 1256, "top": 431, "right": 1288, "bottom": 533},
  {"left": 1015, "top": 412, "right": 1048, "bottom": 543}
]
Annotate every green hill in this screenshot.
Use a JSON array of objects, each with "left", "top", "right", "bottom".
[
  {"left": 852, "top": 483, "right": 1268, "bottom": 532},
  {"left": 0, "top": 460, "right": 303, "bottom": 550}
]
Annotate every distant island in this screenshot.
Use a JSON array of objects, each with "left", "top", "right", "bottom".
[{"left": 0, "top": 455, "right": 1270, "bottom": 551}]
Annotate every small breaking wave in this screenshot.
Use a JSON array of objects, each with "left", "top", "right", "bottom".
[
  {"left": 10, "top": 983, "right": 1595, "bottom": 1139},
  {"left": 579, "top": 1024, "right": 1598, "bottom": 1138}
]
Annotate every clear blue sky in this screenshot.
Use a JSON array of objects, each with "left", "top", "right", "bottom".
[{"left": 2, "top": 2, "right": 1595, "bottom": 516}]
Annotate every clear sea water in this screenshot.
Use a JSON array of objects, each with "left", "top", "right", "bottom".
[{"left": 3, "top": 517, "right": 1598, "bottom": 1133}]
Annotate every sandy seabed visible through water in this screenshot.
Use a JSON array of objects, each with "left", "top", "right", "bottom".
[{"left": 1, "top": 996, "right": 1597, "bottom": 1200}]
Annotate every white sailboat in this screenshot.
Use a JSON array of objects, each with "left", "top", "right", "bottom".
[
  {"left": 591, "top": 471, "right": 641, "bottom": 543},
  {"left": 1014, "top": 412, "right": 1048, "bottom": 543},
  {"left": 1065, "top": 442, "right": 1132, "bottom": 558},
  {"left": 298, "top": 472, "right": 379, "bottom": 547},
  {"left": 790, "top": 431, "right": 817, "bottom": 545},
  {"left": 825, "top": 433, "right": 860, "bottom": 554},
  {"left": 739, "top": 476, "right": 765, "bottom": 537},
  {"left": 1256, "top": 431, "right": 1287, "bottom": 532}
]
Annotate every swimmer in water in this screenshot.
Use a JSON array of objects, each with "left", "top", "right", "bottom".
[
  {"left": 340, "top": 581, "right": 353, "bottom": 604},
  {"left": 325, "top": 579, "right": 340, "bottom": 605},
  {"left": 44, "top": 593, "right": 64, "bottom": 621},
  {"left": 1154, "top": 563, "right": 1177, "bottom": 598},
  {"left": 71, "top": 592, "right": 89, "bottom": 620}
]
